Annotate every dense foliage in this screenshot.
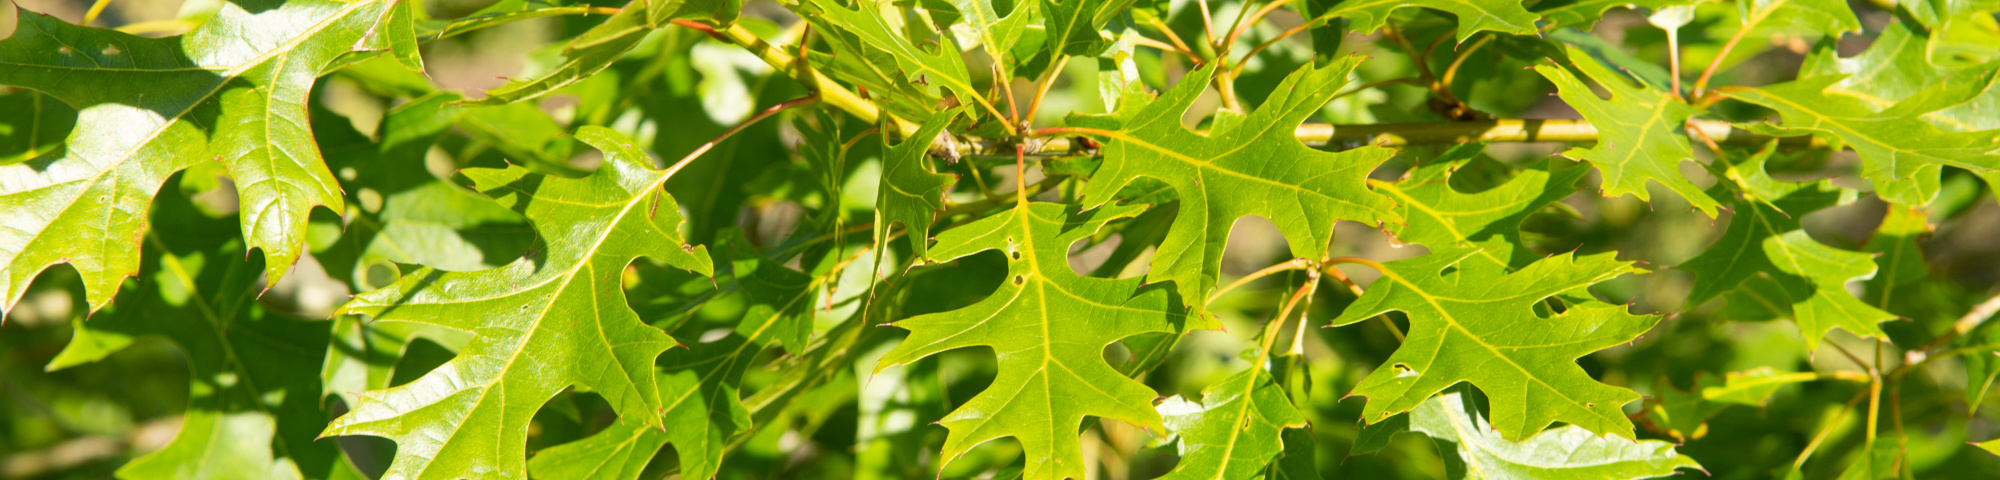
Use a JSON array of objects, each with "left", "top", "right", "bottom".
[{"left": 5, "top": 0, "right": 2000, "bottom": 478}]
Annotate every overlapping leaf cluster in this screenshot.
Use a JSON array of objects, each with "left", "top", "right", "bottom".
[{"left": 4, "top": 0, "right": 2000, "bottom": 479}]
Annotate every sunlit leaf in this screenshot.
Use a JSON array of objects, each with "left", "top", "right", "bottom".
[
  {"left": 1978, "top": 437, "right": 2000, "bottom": 456},
  {"left": 1372, "top": 144, "right": 1591, "bottom": 271},
  {"left": 1156, "top": 368, "right": 1308, "bottom": 480},
  {"left": 0, "top": 0, "right": 400, "bottom": 314},
  {"left": 1734, "top": 0, "right": 1861, "bottom": 37},
  {"left": 320, "top": 127, "right": 714, "bottom": 479},
  {"left": 1040, "top": 0, "right": 1128, "bottom": 56},
  {"left": 530, "top": 230, "right": 814, "bottom": 479},
  {"left": 1398, "top": 388, "right": 1702, "bottom": 479},
  {"left": 1328, "top": 248, "right": 1657, "bottom": 440},
  {"left": 797, "top": 0, "right": 986, "bottom": 117},
  {"left": 1724, "top": 72, "right": 2000, "bottom": 198},
  {"left": 951, "top": 0, "right": 1040, "bottom": 78},
  {"left": 1535, "top": 0, "right": 1694, "bottom": 30},
  {"left": 876, "top": 201, "right": 1191, "bottom": 480},
  {"left": 1790, "top": 18, "right": 2000, "bottom": 205},
  {"left": 469, "top": 0, "right": 733, "bottom": 105},
  {"left": 1321, "top": 0, "right": 1539, "bottom": 42},
  {"left": 1536, "top": 46, "right": 1721, "bottom": 217},
  {"left": 1076, "top": 58, "right": 1399, "bottom": 314}
]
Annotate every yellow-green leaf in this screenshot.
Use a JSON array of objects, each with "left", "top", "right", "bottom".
[
  {"left": 1156, "top": 368, "right": 1308, "bottom": 480},
  {"left": 876, "top": 201, "right": 1192, "bottom": 480},
  {"left": 0, "top": 0, "right": 399, "bottom": 314},
  {"left": 1329, "top": 248, "right": 1657, "bottom": 440},
  {"left": 320, "top": 127, "right": 714, "bottom": 479},
  {"left": 1537, "top": 47, "right": 1721, "bottom": 217},
  {"left": 1372, "top": 144, "right": 1592, "bottom": 271},
  {"left": 1411, "top": 388, "right": 1702, "bottom": 479},
  {"left": 1321, "top": 0, "right": 1539, "bottom": 42},
  {"left": 1076, "top": 58, "right": 1399, "bottom": 314}
]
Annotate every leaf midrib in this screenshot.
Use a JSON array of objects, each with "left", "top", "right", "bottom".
[{"left": 1104, "top": 128, "right": 1377, "bottom": 212}]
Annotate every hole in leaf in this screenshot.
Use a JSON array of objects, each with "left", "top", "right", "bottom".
[
  {"left": 698, "top": 327, "right": 734, "bottom": 344},
  {"left": 738, "top": 200, "right": 806, "bottom": 249},
  {"left": 528, "top": 389, "right": 616, "bottom": 454},
  {"left": 900, "top": 251, "right": 1005, "bottom": 316},
  {"left": 1102, "top": 341, "right": 1132, "bottom": 366},
  {"left": 1801, "top": 194, "right": 1885, "bottom": 250},
  {"left": 1443, "top": 153, "right": 1517, "bottom": 194},
  {"left": 1067, "top": 234, "right": 1122, "bottom": 275},
  {"left": 567, "top": 150, "right": 604, "bottom": 171},
  {"left": 0, "top": 8, "right": 14, "bottom": 39},
  {"left": 361, "top": 260, "right": 401, "bottom": 290},
  {"left": 1217, "top": 215, "right": 1288, "bottom": 278}
]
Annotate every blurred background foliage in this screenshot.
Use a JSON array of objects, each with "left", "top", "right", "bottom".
[{"left": 2, "top": 0, "right": 1999, "bottom": 478}]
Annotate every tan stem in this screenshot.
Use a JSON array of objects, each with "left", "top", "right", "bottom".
[
  {"left": 700, "top": 22, "right": 919, "bottom": 136},
  {"left": 1024, "top": 119, "right": 1742, "bottom": 155},
  {"left": 1691, "top": 20, "right": 1754, "bottom": 99}
]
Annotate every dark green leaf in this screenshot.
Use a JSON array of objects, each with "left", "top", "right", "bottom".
[
  {"left": 1639, "top": 367, "right": 1820, "bottom": 441},
  {"left": 311, "top": 93, "right": 531, "bottom": 292},
  {"left": 0, "top": 91, "right": 73, "bottom": 164},
  {"left": 47, "top": 184, "right": 355, "bottom": 480},
  {"left": 878, "top": 110, "right": 960, "bottom": 262},
  {"left": 1680, "top": 142, "right": 1895, "bottom": 351}
]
